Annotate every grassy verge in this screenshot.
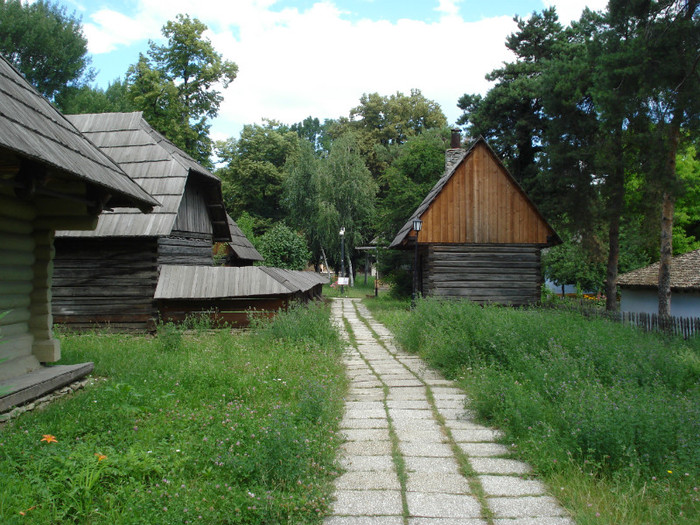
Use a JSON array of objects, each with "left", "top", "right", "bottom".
[
  {"left": 323, "top": 276, "right": 380, "bottom": 299},
  {"left": 364, "top": 297, "right": 700, "bottom": 525},
  {"left": 0, "top": 303, "right": 347, "bottom": 524}
]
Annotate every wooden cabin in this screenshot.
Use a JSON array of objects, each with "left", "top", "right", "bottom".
[
  {"left": 0, "top": 56, "right": 157, "bottom": 410},
  {"left": 52, "top": 112, "right": 231, "bottom": 330},
  {"left": 618, "top": 249, "right": 700, "bottom": 317},
  {"left": 389, "top": 136, "right": 560, "bottom": 305},
  {"left": 155, "top": 265, "right": 327, "bottom": 327}
]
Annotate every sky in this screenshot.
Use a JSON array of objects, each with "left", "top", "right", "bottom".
[{"left": 59, "top": 0, "right": 609, "bottom": 142}]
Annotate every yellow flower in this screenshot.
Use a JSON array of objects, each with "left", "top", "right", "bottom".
[
  {"left": 668, "top": 470, "right": 673, "bottom": 474},
  {"left": 95, "top": 453, "right": 107, "bottom": 462},
  {"left": 40, "top": 434, "right": 57, "bottom": 444}
]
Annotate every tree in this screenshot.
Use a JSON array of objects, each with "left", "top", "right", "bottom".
[
  {"left": 457, "top": 8, "right": 564, "bottom": 202},
  {"left": 56, "top": 79, "right": 135, "bottom": 115},
  {"left": 317, "top": 133, "right": 378, "bottom": 269},
  {"left": 257, "top": 223, "right": 311, "bottom": 270},
  {"left": 126, "top": 14, "right": 238, "bottom": 165},
  {"left": 0, "top": 0, "right": 92, "bottom": 102},
  {"left": 331, "top": 90, "right": 447, "bottom": 179},
  {"left": 377, "top": 128, "right": 450, "bottom": 238},
  {"left": 217, "top": 121, "right": 300, "bottom": 232}
]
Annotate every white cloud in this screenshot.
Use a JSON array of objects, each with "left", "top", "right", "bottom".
[
  {"left": 82, "top": 1, "right": 519, "bottom": 139},
  {"left": 543, "top": 0, "right": 609, "bottom": 24}
]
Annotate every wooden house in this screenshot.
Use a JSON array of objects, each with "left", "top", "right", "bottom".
[
  {"left": 618, "top": 249, "right": 700, "bottom": 317},
  {"left": 0, "top": 56, "right": 157, "bottom": 410},
  {"left": 52, "top": 112, "right": 231, "bottom": 330},
  {"left": 389, "top": 136, "right": 560, "bottom": 305},
  {"left": 155, "top": 265, "right": 327, "bottom": 327}
]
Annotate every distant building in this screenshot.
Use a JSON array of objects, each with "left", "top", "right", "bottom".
[
  {"left": 618, "top": 249, "right": 700, "bottom": 317},
  {"left": 390, "top": 135, "right": 560, "bottom": 305}
]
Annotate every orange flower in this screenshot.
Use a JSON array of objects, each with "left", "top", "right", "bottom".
[
  {"left": 40, "top": 434, "right": 57, "bottom": 444},
  {"left": 95, "top": 453, "right": 107, "bottom": 462}
]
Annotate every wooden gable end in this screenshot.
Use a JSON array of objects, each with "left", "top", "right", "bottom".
[
  {"left": 173, "top": 177, "right": 214, "bottom": 235},
  {"left": 418, "top": 142, "right": 554, "bottom": 245}
]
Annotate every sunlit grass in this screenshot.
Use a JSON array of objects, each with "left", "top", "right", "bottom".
[
  {"left": 0, "top": 303, "right": 347, "bottom": 524},
  {"left": 364, "top": 297, "right": 700, "bottom": 525}
]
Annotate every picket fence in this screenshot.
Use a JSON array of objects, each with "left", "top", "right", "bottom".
[{"left": 618, "top": 311, "right": 700, "bottom": 339}]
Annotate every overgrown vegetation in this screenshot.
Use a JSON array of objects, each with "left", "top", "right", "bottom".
[
  {"left": 365, "top": 297, "right": 700, "bottom": 524},
  {"left": 0, "top": 303, "right": 346, "bottom": 524}
]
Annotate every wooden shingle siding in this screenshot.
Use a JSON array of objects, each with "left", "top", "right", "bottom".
[
  {"left": 173, "top": 180, "right": 214, "bottom": 235},
  {"left": 420, "top": 145, "right": 550, "bottom": 245},
  {"left": 53, "top": 238, "right": 158, "bottom": 330},
  {"left": 423, "top": 244, "right": 542, "bottom": 305}
]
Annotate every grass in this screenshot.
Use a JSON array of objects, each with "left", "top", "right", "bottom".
[
  {"left": 322, "top": 275, "right": 381, "bottom": 299},
  {"left": 0, "top": 302, "right": 347, "bottom": 524},
  {"left": 364, "top": 296, "right": 700, "bottom": 525}
]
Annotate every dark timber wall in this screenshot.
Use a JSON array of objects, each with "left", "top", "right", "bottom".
[
  {"left": 422, "top": 244, "right": 542, "bottom": 305},
  {"left": 158, "top": 232, "right": 214, "bottom": 266},
  {"left": 53, "top": 238, "right": 159, "bottom": 330}
]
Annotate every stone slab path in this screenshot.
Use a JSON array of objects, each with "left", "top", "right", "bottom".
[{"left": 325, "top": 298, "right": 575, "bottom": 525}]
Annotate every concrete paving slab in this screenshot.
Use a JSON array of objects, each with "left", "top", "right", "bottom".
[
  {"left": 389, "top": 409, "right": 434, "bottom": 420},
  {"left": 392, "top": 419, "right": 441, "bottom": 431},
  {"left": 340, "top": 455, "right": 395, "bottom": 471},
  {"left": 341, "top": 418, "right": 389, "bottom": 429},
  {"left": 334, "top": 471, "right": 400, "bottom": 491},
  {"left": 404, "top": 456, "right": 461, "bottom": 474},
  {"left": 479, "top": 476, "right": 547, "bottom": 497},
  {"left": 387, "top": 400, "right": 431, "bottom": 410},
  {"left": 469, "top": 458, "right": 532, "bottom": 475},
  {"left": 406, "top": 493, "right": 482, "bottom": 518},
  {"left": 342, "top": 440, "right": 393, "bottom": 455},
  {"left": 409, "top": 519, "right": 487, "bottom": 525},
  {"left": 399, "top": 441, "right": 453, "bottom": 457},
  {"left": 345, "top": 409, "right": 387, "bottom": 419},
  {"left": 459, "top": 443, "right": 510, "bottom": 457},
  {"left": 384, "top": 379, "right": 425, "bottom": 387},
  {"left": 406, "top": 472, "right": 471, "bottom": 494},
  {"left": 341, "top": 429, "right": 391, "bottom": 441},
  {"left": 487, "top": 496, "right": 568, "bottom": 518},
  {"left": 331, "top": 490, "right": 403, "bottom": 516},
  {"left": 450, "top": 429, "right": 504, "bottom": 442},
  {"left": 394, "top": 429, "right": 446, "bottom": 443},
  {"left": 325, "top": 517, "right": 404, "bottom": 525}
]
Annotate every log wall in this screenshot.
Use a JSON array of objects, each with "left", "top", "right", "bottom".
[
  {"left": 53, "top": 238, "right": 159, "bottom": 330},
  {"left": 158, "top": 232, "right": 214, "bottom": 266},
  {"left": 423, "top": 244, "right": 542, "bottom": 305}
]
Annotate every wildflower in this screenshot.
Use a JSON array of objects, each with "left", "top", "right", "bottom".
[
  {"left": 95, "top": 453, "right": 107, "bottom": 461},
  {"left": 668, "top": 470, "right": 673, "bottom": 474},
  {"left": 40, "top": 434, "right": 57, "bottom": 444}
]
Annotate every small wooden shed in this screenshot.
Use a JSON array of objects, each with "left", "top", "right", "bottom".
[
  {"left": 618, "top": 249, "right": 700, "bottom": 317},
  {"left": 0, "top": 56, "right": 157, "bottom": 409},
  {"left": 155, "top": 265, "right": 327, "bottom": 327},
  {"left": 390, "top": 136, "right": 560, "bottom": 305},
  {"left": 52, "top": 112, "right": 231, "bottom": 330}
]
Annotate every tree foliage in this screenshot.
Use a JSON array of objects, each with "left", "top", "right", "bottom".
[
  {"left": 256, "top": 223, "right": 311, "bottom": 271},
  {"left": 125, "top": 14, "right": 238, "bottom": 165},
  {"left": 0, "top": 0, "right": 92, "bottom": 102}
]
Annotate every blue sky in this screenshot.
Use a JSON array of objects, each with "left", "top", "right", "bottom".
[{"left": 62, "top": 0, "right": 608, "bottom": 141}]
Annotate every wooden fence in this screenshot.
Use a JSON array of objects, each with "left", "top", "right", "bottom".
[{"left": 618, "top": 311, "right": 700, "bottom": 339}]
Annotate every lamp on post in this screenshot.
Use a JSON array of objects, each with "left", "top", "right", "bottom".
[
  {"left": 339, "top": 227, "right": 346, "bottom": 294},
  {"left": 412, "top": 218, "right": 422, "bottom": 308}
]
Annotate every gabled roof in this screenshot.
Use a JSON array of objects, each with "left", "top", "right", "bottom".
[
  {"left": 0, "top": 55, "right": 157, "bottom": 211},
  {"left": 226, "top": 215, "right": 263, "bottom": 262},
  {"left": 57, "top": 112, "right": 228, "bottom": 239},
  {"left": 154, "top": 265, "right": 327, "bottom": 300},
  {"left": 390, "top": 136, "right": 560, "bottom": 249},
  {"left": 618, "top": 249, "right": 700, "bottom": 291}
]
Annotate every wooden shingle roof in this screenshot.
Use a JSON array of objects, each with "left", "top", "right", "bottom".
[
  {"left": 154, "top": 265, "right": 327, "bottom": 299},
  {"left": 226, "top": 215, "right": 263, "bottom": 262},
  {"left": 57, "top": 112, "right": 228, "bottom": 239},
  {"left": 618, "top": 249, "right": 700, "bottom": 291},
  {"left": 389, "top": 137, "right": 560, "bottom": 249},
  {"left": 0, "top": 55, "right": 157, "bottom": 210}
]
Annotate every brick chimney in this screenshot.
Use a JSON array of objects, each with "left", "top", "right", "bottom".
[{"left": 445, "top": 129, "right": 465, "bottom": 173}]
